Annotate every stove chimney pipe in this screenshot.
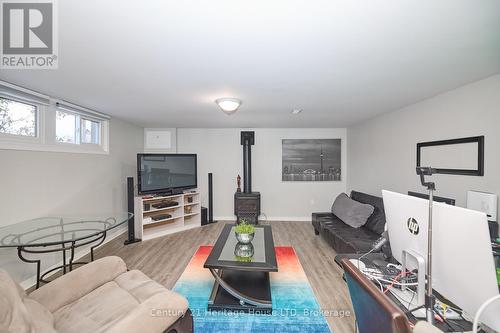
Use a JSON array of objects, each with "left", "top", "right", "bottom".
[{"left": 241, "top": 131, "right": 255, "bottom": 193}]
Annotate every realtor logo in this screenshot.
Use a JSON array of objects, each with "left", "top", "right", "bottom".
[{"left": 1, "top": 0, "right": 58, "bottom": 69}]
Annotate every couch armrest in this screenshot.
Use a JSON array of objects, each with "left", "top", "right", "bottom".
[
  {"left": 29, "top": 256, "right": 127, "bottom": 312},
  {"left": 312, "top": 212, "right": 334, "bottom": 223},
  {"left": 106, "top": 291, "right": 190, "bottom": 333},
  {"left": 312, "top": 212, "right": 334, "bottom": 232},
  {"left": 312, "top": 212, "right": 333, "bottom": 218}
]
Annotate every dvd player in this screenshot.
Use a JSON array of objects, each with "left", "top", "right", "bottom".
[{"left": 152, "top": 201, "right": 178, "bottom": 209}]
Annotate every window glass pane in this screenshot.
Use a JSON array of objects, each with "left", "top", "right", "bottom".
[
  {"left": 81, "top": 119, "right": 100, "bottom": 144},
  {"left": 0, "top": 97, "right": 37, "bottom": 137},
  {"left": 56, "top": 110, "right": 77, "bottom": 143}
]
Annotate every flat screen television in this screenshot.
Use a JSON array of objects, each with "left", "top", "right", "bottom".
[{"left": 137, "top": 153, "right": 197, "bottom": 195}]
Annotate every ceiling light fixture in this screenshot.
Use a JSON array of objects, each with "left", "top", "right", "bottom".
[
  {"left": 291, "top": 108, "right": 303, "bottom": 115},
  {"left": 215, "top": 98, "right": 242, "bottom": 115}
]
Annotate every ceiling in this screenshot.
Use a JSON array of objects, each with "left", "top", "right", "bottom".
[{"left": 1, "top": 0, "right": 500, "bottom": 128}]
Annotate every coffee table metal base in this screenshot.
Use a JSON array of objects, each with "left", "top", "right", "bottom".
[{"left": 208, "top": 269, "right": 272, "bottom": 314}]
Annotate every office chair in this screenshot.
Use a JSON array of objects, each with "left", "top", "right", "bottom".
[{"left": 341, "top": 258, "right": 413, "bottom": 333}]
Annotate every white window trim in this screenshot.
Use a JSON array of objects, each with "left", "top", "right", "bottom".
[
  {"left": 0, "top": 82, "right": 110, "bottom": 155},
  {"left": 0, "top": 95, "right": 44, "bottom": 145}
]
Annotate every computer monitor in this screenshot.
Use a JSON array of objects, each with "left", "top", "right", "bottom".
[
  {"left": 382, "top": 190, "right": 500, "bottom": 331},
  {"left": 407, "top": 191, "right": 456, "bottom": 206}
]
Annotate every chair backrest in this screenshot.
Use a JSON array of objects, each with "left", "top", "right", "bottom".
[{"left": 341, "top": 259, "right": 412, "bottom": 333}]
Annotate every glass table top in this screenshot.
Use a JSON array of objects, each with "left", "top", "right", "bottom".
[
  {"left": 218, "top": 226, "right": 266, "bottom": 263},
  {"left": 204, "top": 224, "right": 278, "bottom": 272},
  {"left": 0, "top": 212, "right": 133, "bottom": 247}
]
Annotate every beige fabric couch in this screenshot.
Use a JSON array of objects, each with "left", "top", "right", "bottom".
[{"left": 0, "top": 256, "right": 192, "bottom": 333}]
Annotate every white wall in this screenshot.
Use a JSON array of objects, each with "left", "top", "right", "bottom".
[
  {"left": 0, "top": 117, "right": 143, "bottom": 283},
  {"left": 177, "top": 128, "right": 347, "bottom": 221},
  {"left": 348, "top": 74, "right": 500, "bottom": 209}
]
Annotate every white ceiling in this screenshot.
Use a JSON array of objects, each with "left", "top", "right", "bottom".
[{"left": 1, "top": 0, "right": 500, "bottom": 128}]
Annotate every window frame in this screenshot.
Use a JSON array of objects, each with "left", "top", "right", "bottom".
[
  {"left": 0, "top": 85, "right": 109, "bottom": 155},
  {"left": 55, "top": 108, "right": 104, "bottom": 148},
  {"left": 80, "top": 117, "right": 101, "bottom": 145},
  {"left": 55, "top": 108, "right": 79, "bottom": 145},
  {"left": 0, "top": 94, "right": 43, "bottom": 144}
]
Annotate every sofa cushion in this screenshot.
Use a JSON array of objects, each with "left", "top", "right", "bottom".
[
  {"left": 53, "top": 280, "right": 138, "bottom": 333},
  {"left": 332, "top": 193, "right": 374, "bottom": 228},
  {"left": 351, "top": 191, "right": 386, "bottom": 235},
  {"left": 322, "top": 219, "right": 381, "bottom": 254},
  {"left": 114, "top": 270, "right": 167, "bottom": 303},
  {"left": 52, "top": 269, "right": 188, "bottom": 333},
  {"left": 29, "top": 256, "right": 128, "bottom": 313}
]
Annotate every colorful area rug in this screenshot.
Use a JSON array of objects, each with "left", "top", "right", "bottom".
[{"left": 173, "top": 246, "right": 331, "bottom": 333}]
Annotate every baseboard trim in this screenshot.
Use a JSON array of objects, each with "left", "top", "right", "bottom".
[
  {"left": 214, "top": 216, "right": 236, "bottom": 221},
  {"left": 19, "top": 226, "right": 127, "bottom": 290}
]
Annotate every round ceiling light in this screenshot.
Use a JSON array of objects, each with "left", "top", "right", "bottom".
[{"left": 215, "top": 98, "right": 242, "bottom": 115}]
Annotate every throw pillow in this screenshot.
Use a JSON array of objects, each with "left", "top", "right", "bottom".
[{"left": 331, "top": 193, "right": 375, "bottom": 228}]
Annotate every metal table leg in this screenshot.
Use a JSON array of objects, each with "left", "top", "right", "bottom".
[
  {"left": 16, "top": 231, "right": 107, "bottom": 289},
  {"left": 208, "top": 268, "right": 272, "bottom": 308},
  {"left": 17, "top": 246, "right": 41, "bottom": 289}
]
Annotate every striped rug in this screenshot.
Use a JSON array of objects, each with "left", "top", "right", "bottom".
[{"left": 173, "top": 245, "right": 331, "bottom": 333}]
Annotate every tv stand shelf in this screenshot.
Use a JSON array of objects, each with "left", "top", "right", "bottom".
[{"left": 134, "top": 191, "right": 201, "bottom": 241}]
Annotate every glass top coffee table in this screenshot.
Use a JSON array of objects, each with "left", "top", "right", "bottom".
[{"left": 204, "top": 224, "right": 277, "bottom": 313}]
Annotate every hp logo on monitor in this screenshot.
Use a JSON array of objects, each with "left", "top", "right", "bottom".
[{"left": 407, "top": 218, "right": 420, "bottom": 235}]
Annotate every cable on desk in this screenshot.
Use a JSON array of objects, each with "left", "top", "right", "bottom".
[{"left": 472, "top": 294, "right": 500, "bottom": 333}]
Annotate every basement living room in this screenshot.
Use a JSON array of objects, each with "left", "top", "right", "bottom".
[{"left": 1, "top": 1, "right": 500, "bottom": 333}]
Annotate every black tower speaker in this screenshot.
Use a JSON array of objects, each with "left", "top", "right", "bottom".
[
  {"left": 208, "top": 173, "right": 214, "bottom": 223},
  {"left": 201, "top": 207, "right": 208, "bottom": 226},
  {"left": 124, "top": 177, "right": 141, "bottom": 245}
]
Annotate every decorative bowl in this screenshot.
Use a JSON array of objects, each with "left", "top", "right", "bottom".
[
  {"left": 234, "top": 242, "right": 254, "bottom": 261},
  {"left": 235, "top": 232, "right": 254, "bottom": 244}
]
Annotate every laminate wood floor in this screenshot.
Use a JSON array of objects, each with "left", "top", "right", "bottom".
[{"left": 92, "top": 221, "right": 356, "bottom": 333}]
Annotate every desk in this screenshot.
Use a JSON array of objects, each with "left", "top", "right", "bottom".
[
  {"left": 335, "top": 253, "right": 473, "bottom": 332},
  {"left": 0, "top": 213, "right": 132, "bottom": 288}
]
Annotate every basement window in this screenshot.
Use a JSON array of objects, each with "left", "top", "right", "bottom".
[
  {"left": 56, "top": 110, "right": 78, "bottom": 143},
  {"left": 81, "top": 118, "right": 100, "bottom": 144},
  {"left": 0, "top": 97, "right": 37, "bottom": 137},
  {"left": 56, "top": 107, "right": 103, "bottom": 147},
  {"left": 0, "top": 81, "right": 110, "bottom": 154}
]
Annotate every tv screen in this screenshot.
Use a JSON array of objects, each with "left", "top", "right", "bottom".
[{"left": 137, "top": 154, "right": 197, "bottom": 194}]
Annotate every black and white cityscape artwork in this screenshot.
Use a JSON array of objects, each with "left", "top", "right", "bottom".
[{"left": 282, "top": 139, "right": 341, "bottom": 181}]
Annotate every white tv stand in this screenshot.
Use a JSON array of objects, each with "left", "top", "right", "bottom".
[{"left": 134, "top": 191, "right": 201, "bottom": 241}]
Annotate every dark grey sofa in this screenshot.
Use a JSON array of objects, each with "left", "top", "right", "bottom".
[{"left": 312, "top": 191, "right": 387, "bottom": 254}]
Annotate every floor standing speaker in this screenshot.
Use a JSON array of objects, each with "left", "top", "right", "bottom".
[
  {"left": 208, "top": 173, "right": 214, "bottom": 223},
  {"left": 201, "top": 207, "right": 208, "bottom": 226},
  {"left": 124, "top": 177, "right": 141, "bottom": 245}
]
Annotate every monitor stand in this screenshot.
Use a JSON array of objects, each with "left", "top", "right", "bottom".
[
  {"left": 389, "top": 289, "right": 427, "bottom": 318},
  {"left": 389, "top": 249, "right": 427, "bottom": 318}
]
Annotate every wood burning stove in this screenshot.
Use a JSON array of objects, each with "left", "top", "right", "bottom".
[{"left": 234, "top": 131, "right": 261, "bottom": 224}]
